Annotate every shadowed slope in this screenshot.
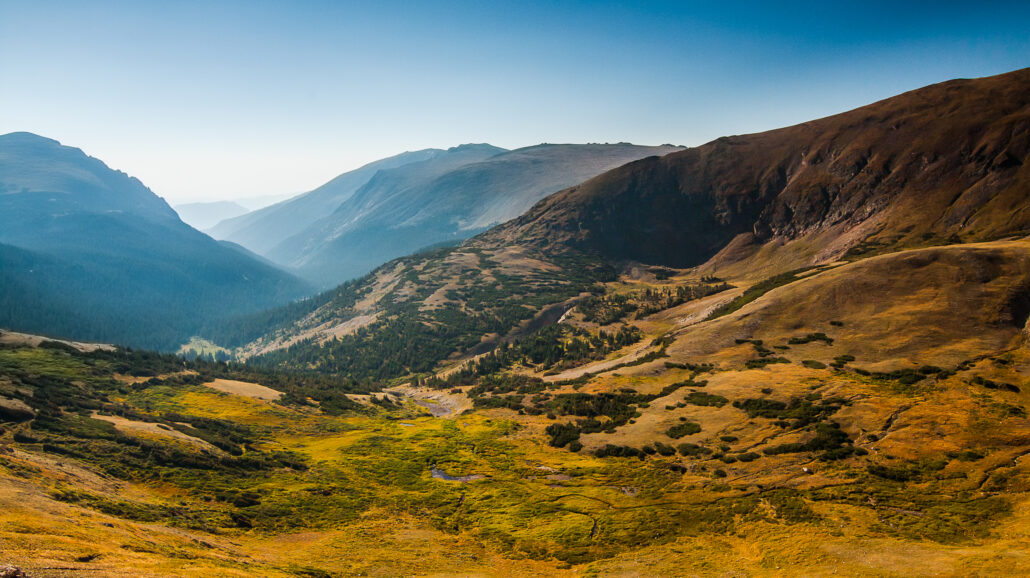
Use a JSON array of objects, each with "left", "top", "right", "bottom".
[{"left": 0, "top": 132, "right": 310, "bottom": 349}]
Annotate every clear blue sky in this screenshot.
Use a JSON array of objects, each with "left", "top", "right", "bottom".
[{"left": 1, "top": 0, "right": 1028, "bottom": 203}]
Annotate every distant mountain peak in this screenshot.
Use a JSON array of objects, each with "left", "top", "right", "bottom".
[
  {"left": 447, "top": 143, "right": 504, "bottom": 152},
  {"left": 0, "top": 131, "right": 62, "bottom": 145}
]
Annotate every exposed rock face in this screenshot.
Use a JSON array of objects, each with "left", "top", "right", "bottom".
[
  {"left": 0, "top": 564, "right": 28, "bottom": 578},
  {"left": 0, "top": 398, "right": 35, "bottom": 422}
]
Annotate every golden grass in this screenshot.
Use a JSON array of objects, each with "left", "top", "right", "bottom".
[{"left": 4, "top": 240, "right": 1030, "bottom": 575}]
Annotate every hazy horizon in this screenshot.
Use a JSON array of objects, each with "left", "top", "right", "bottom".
[{"left": 2, "top": 0, "right": 1028, "bottom": 204}]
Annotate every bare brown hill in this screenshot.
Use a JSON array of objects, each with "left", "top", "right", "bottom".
[{"left": 485, "top": 68, "right": 1030, "bottom": 269}]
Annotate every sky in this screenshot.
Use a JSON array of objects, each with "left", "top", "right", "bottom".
[{"left": 1, "top": 1, "right": 1028, "bottom": 204}]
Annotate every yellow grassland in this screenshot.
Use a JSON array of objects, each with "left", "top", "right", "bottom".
[{"left": 2, "top": 240, "right": 1030, "bottom": 575}]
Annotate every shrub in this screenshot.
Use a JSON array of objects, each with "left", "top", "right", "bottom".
[
  {"left": 677, "top": 443, "right": 712, "bottom": 457},
  {"left": 954, "top": 449, "right": 985, "bottom": 461},
  {"left": 802, "top": 360, "right": 827, "bottom": 369},
  {"left": 683, "top": 391, "right": 729, "bottom": 407},
  {"left": 666, "top": 421, "right": 702, "bottom": 439},
  {"left": 868, "top": 464, "right": 914, "bottom": 481},
  {"left": 745, "top": 357, "right": 790, "bottom": 369},
  {"left": 595, "top": 444, "right": 645, "bottom": 459},
  {"left": 831, "top": 354, "right": 855, "bottom": 368},
  {"left": 654, "top": 442, "right": 677, "bottom": 456},
  {"left": 13, "top": 432, "right": 39, "bottom": 444},
  {"left": 788, "top": 333, "right": 834, "bottom": 345},
  {"left": 545, "top": 422, "right": 581, "bottom": 448},
  {"left": 971, "top": 376, "right": 1021, "bottom": 393}
]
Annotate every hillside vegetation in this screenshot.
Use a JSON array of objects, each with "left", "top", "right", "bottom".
[
  {"left": 2, "top": 69, "right": 1030, "bottom": 576},
  {"left": 2, "top": 236, "right": 1030, "bottom": 575}
]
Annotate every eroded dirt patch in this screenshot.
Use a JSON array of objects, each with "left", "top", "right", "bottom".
[{"left": 204, "top": 379, "right": 283, "bottom": 401}]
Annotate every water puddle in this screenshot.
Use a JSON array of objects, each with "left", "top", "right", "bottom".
[{"left": 431, "top": 466, "right": 486, "bottom": 483}]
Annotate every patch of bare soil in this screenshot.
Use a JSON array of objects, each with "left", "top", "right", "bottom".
[
  {"left": 0, "top": 330, "right": 114, "bottom": 353},
  {"left": 204, "top": 379, "right": 282, "bottom": 401}
]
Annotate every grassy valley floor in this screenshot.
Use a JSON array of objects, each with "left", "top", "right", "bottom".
[{"left": 2, "top": 239, "right": 1030, "bottom": 576}]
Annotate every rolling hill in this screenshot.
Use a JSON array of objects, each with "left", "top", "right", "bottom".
[{"left": 0, "top": 132, "right": 311, "bottom": 350}]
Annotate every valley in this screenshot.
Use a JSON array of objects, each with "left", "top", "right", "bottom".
[
  {"left": 2, "top": 236, "right": 1029, "bottom": 576},
  {"left": 1, "top": 66, "right": 1029, "bottom": 576}
]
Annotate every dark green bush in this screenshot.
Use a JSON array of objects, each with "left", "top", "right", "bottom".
[{"left": 666, "top": 421, "right": 702, "bottom": 439}]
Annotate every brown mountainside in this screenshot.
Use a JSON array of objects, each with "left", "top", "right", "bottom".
[{"left": 486, "top": 68, "right": 1030, "bottom": 269}]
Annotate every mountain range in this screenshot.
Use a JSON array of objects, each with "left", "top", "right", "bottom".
[
  {"left": 0, "top": 132, "right": 311, "bottom": 350},
  {"left": 207, "top": 147, "right": 449, "bottom": 256},
  {"left": 231, "top": 68, "right": 1030, "bottom": 378},
  {"left": 212, "top": 142, "right": 682, "bottom": 286}
]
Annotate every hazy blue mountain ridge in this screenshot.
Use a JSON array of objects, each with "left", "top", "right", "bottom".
[
  {"left": 266, "top": 142, "right": 681, "bottom": 286},
  {"left": 207, "top": 147, "right": 453, "bottom": 254},
  {"left": 0, "top": 131, "right": 311, "bottom": 350}
]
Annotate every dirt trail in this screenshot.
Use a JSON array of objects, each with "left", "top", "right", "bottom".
[{"left": 543, "top": 341, "right": 657, "bottom": 382}]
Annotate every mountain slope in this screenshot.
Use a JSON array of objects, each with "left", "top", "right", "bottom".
[
  {"left": 484, "top": 69, "right": 1030, "bottom": 268},
  {"left": 231, "top": 68, "right": 1030, "bottom": 382},
  {"left": 213, "top": 70, "right": 1030, "bottom": 575},
  {"left": 0, "top": 132, "right": 311, "bottom": 349},
  {"left": 208, "top": 148, "right": 454, "bottom": 255},
  {"left": 269, "top": 143, "right": 681, "bottom": 286},
  {"left": 264, "top": 143, "right": 510, "bottom": 285}
]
